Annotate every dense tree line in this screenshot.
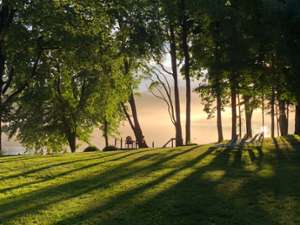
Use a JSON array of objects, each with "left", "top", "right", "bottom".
[{"left": 0, "top": 0, "right": 299, "bottom": 153}]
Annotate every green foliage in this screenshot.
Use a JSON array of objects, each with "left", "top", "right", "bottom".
[
  {"left": 2, "top": 1, "right": 132, "bottom": 152},
  {"left": 190, "top": 0, "right": 300, "bottom": 121},
  {"left": 1, "top": 0, "right": 300, "bottom": 152}
]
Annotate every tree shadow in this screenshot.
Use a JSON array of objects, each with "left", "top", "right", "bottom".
[
  {"left": 0, "top": 151, "right": 153, "bottom": 193},
  {"left": 54, "top": 143, "right": 294, "bottom": 225},
  {"left": 0, "top": 146, "right": 199, "bottom": 222},
  {"left": 282, "top": 135, "right": 300, "bottom": 151},
  {"left": 1, "top": 142, "right": 299, "bottom": 225},
  {"left": 272, "top": 137, "right": 287, "bottom": 161},
  {"left": 0, "top": 151, "right": 126, "bottom": 182},
  {"left": 54, "top": 147, "right": 240, "bottom": 225},
  {"left": 246, "top": 145, "right": 264, "bottom": 165}
]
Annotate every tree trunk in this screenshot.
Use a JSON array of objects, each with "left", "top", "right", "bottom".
[
  {"left": 286, "top": 103, "right": 289, "bottom": 133},
  {"left": 103, "top": 120, "right": 109, "bottom": 147},
  {"left": 295, "top": 97, "right": 300, "bottom": 135},
  {"left": 262, "top": 91, "right": 265, "bottom": 132},
  {"left": 0, "top": 48, "right": 5, "bottom": 154},
  {"left": 244, "top": 95, "right": 253, "bottom": 138},
  {"left": 67, "top": 132, "right": 76, "bottom": 153},
  {"left": 0, "top": 117, "right": 2, "bottom": 155},
  {"left": 169, "top": 24, "right": 183, "bottom": 147},
  {"left": 278, "top": 100, "right": 288, "bottom": 136},
  {"left": 128, "top": 93, "right": 148, "bottom": 148},
  {"left": 271, "top": 87, "right": 275, "bottom": 138},
  {"left": 237, "top": 94, "right": 242, "bottom": 138},
  {"left": 276, "top": 104, "right": 280, "bottom": 137},
  {"left": 216, "top": 92, "right": 224, "bottom": 143},
  {"left": 180, "top": 0, "right": 191, "bottom": 145},
  {"left": 230, "top": 76, "right": 238, "bottom": 140},
  {"left": 123, "top": 60, "right": 148, "bottom": 148}
]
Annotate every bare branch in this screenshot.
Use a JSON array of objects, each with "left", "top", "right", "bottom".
[
  {"left": 150, "top": 87, "right": 176, "bottom": 125},
  {"left": 157, "top": 62, "right": 173, "bottom": 76},
  {"left": 152, "top": 71, "right": 175, "bottom": 121},
  {"left": 149, "top": 74, "right": 176, "bottom": 125}
]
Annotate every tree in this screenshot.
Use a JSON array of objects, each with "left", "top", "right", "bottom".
[
  {"left": 169, "top": 23, "right": 184, "bottom": 146},
  {"left": 150, "top": 0, "right": 184, "bottom": 146},
  {"left": 147, "top": 64, "right": 183, "bottom": 145},
  {"left": 4, "top": 1, "right": 131, "bottom": 152},
  {"left": 107, "top": 0, "right": 163, "bottom": 148},
  {"left": 283, "top": 0, "right": 300, "bottom": 134},
  {"left": 179, "top": 0, "right": 192, "bottom": 145},
  {"left": 192, "top": 0, "right": 228, "bottom": 143},
  {"left": 0, "top": 1, "right": 49, "bottom": 153}
]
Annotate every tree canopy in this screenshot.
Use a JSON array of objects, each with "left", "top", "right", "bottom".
[{"left": 0, "top": 0, "right": 299, "bottom": 152}]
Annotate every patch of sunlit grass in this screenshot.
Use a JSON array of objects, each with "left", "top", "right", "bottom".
[
  {"left": 256, "top": 165, "right": 275, "bottom": 178},
  {"left": 201, "top": 170, "right": 225, "bottom": 182},
  {"left": 0, "top": 137, "right": 300, "bottom": 224}
]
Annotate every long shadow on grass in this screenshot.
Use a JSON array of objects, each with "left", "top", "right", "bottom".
[
  {"left": 272, "top": 137, "right": 287, "bottom": 161},
  {"left": 55, "top": 145, "right": 285, "bottom": 225},
  {"left": 0, "top": 146, "right": 198, "bottom": 222},
  {"left": 132, "top": 141, "right": 299, "bottom": 225},
  {"left": 0, "top": 150, "right": 152, "bottom": 193},
  {"left": 54, "top": 147, "right": 224, "bottom": 225},
  {"left": 282, "top": 135, "right": 300, "bottom": 150},
  {"left": 247, "top": 147, "right": 264, "bottom": 165},
  {"left": 0, "top": 151, "right": 140, "bottom": 182}
]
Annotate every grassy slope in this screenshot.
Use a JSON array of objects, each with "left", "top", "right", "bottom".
[{"left": 0, "top": 136, "right": 300, "bottom": 225}]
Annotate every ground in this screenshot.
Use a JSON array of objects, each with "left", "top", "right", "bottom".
[{"left": 0, "top": 136, "right": 300, "bottom": 225}]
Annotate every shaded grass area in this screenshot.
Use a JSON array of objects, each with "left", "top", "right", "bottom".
[{"left": 0, "top": 136, "right": 300, "bottom": 225}]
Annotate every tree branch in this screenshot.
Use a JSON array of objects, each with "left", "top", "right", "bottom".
[{"left": 2, "top": 49, "right": 42, "bottom": 106}]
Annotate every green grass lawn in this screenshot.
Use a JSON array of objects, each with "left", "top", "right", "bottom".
[{"left": 1, "top": 136, "right": 300, "bottom": 225}]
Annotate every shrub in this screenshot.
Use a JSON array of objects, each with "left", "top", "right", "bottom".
[
  {"left": 103, "top": 145, "right": 119, "bottom": 152},
  {"left": 84, "top": 146, "right": 100, "bottom": 152}
]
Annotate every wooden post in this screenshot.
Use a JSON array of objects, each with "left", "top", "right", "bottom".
[
  {"left": 152, "top": 141, "right": 154, "bottom": 148},
  {"left": 120, "top": 138, "right": 123, "bottom": 149},
  {"left": 114, "top": 138, "right": 117, "bottom": 147}
]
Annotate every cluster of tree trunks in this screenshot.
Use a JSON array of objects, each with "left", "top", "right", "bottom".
[{"left": 180, "top": 0, "right": 191, "bottom": 145}]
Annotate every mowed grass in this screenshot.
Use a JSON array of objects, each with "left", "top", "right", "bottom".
[{"left": 1, "top": 136, "right": 300, "bottom": 225}]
